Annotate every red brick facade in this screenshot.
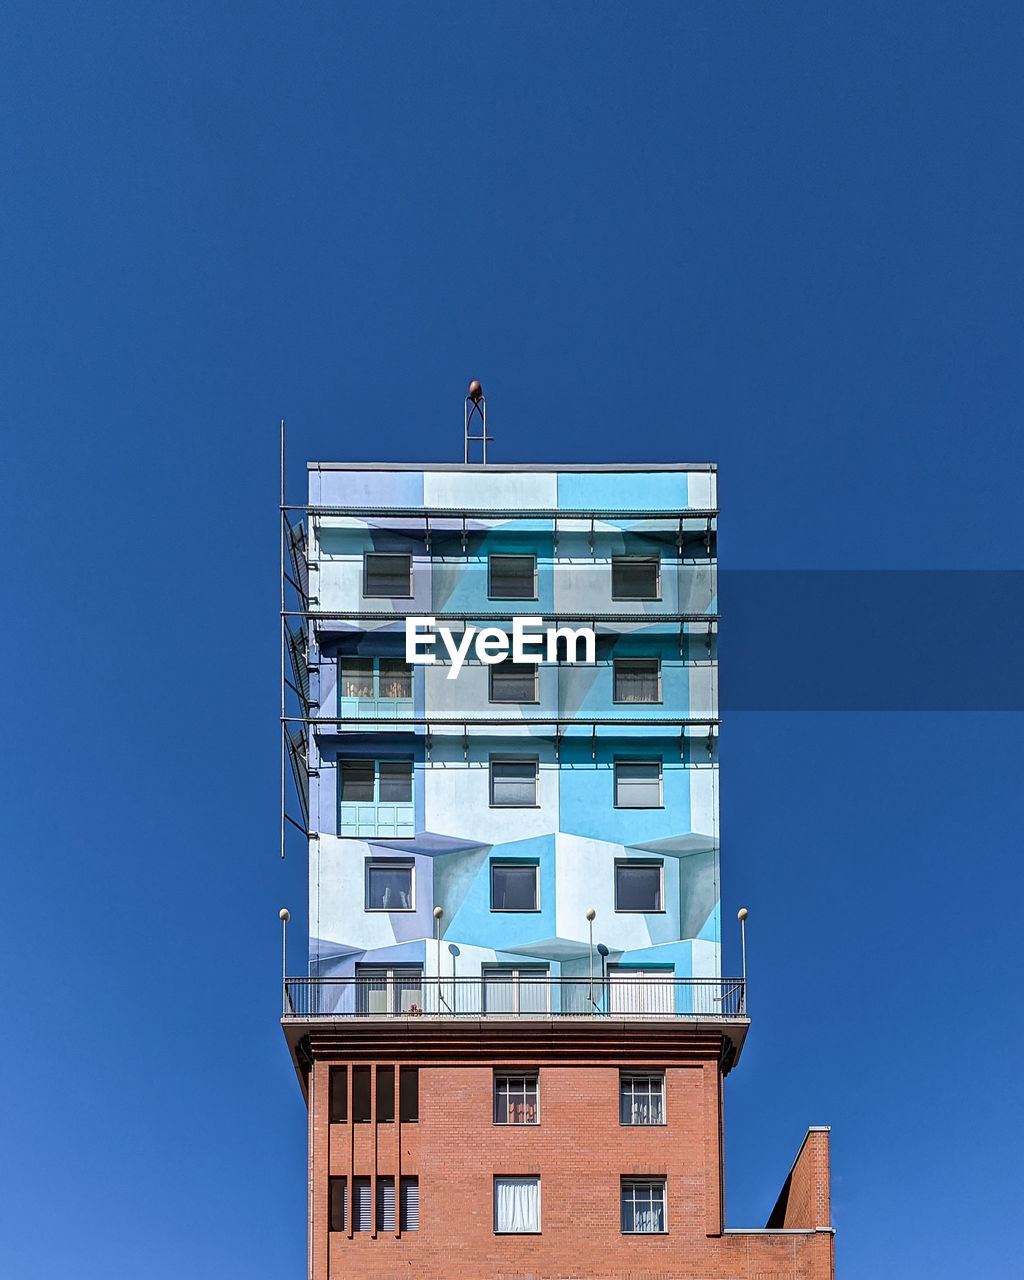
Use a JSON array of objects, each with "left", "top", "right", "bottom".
[{"left": 289, "top": 1021, "right": 833, "bottom": 1280}]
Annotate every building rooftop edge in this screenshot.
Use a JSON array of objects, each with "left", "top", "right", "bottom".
[{"left": 307, "top": 461, "right": 717, "bottom": 472}]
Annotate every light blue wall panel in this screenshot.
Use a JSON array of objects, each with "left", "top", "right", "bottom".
[{"left": 557, "top": 470, "right": 688, "bottom": 511}]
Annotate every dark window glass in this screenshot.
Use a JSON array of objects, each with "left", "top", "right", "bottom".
[
  {"left": 352, "top": 1067, "right": 371, "bottom": 1123},
  {"left": 340, "top": 760, "right": 375, "bottom": 803},
  {"left": 490, "top": 759, "right": 538, "bottom": 807},
  {"left": 494, "top": 1074, "right": 539, "bottom": 1124},
  {"left": 613, "top": 658, "right": 661, "bottom": 703},
  {"left": 364, "top": 553, "right": 412, "bottom": 597},
  {"left": 330, "top": 1066, "right": 347, "bottom": 1122},
  {"left": 489, "top": 554, "right": 536, "bottom": 599},
  {"left": 366, "top": 862, "right": 413, "bottom": 911},
  {"left": 340, "top": 657, "right": 374, "bottom": 698},
  {"left": 378, "top": 761, "right": 413, "bottom": 803},
  {"left": 329, "top": 1177, "right": 347, "bottom": 1231},
  {"left": 612, "top": 556, "right": 660, "bottom": 600},
  {"left": 378, "top": 659, "right": 412, "bottom": 698},
  {"left": 400, "top": 1177, "right": 419, "bottom": 1231},
  {"left": 490, "top": 660, "right": 538, "bottom": 702},
  {"left": 614, "top": 760, "right": 661, "bottom": 808},
  {"left": 615, "top": 864, "right": 663, "bottom": 912},
  {"left": 621, "top": 1179, "right": 666, "bottom": 1233},
  {"left": 620, "top": 1073, "right": 665, "bottom": 1124},
  {"left": 491, "top": 864, "right": 539, "bottom": 911},
  {"left": 376, "top": 1066, "right": 395, "bottom": 1123},
  {"left": 399, "top": 1068, "right": 419, "bottom": 1122},
  {"left": 352, "top": 1177, "right": 372, "bottom": 1231}
]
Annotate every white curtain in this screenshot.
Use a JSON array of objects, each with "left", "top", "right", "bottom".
[{"left": 495, "top": 1177, "right": 540, "bottom": 1232}]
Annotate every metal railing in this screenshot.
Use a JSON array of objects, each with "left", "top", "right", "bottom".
[{"left": 283, "top": 975, "right": 746, "bottom": 1019}]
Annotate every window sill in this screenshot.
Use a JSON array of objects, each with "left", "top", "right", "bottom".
[{"left": 490, "top": 908, "right": 542, "bottom": 913}]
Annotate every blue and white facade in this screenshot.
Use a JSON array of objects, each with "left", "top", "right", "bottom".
[{"left": 289, "top": 463, "right": 719, "bottom": 1015}]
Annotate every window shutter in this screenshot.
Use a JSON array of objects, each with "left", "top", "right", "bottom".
[
  {"left": 400, "top": 1177, "right": 419, "bottom": 1231},
  {"left": 376, "top": 1177, "right": 396, "bottom": 1231},
  {"left": 352, "top": 1178, "right": 372, "bottom": 1231}
]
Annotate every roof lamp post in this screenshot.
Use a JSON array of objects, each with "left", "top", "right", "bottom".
[
  {"left": 737, "top": 907, "right": 749, "bottom": 1014},
  {"left": 434, "top": 906, "right": 443, "bottom": 1014},
  {"left": 279, "top": 908, "right": 290, "bottom": 1014},
  {"left": 586, "top": 908, "right": 596, "bottom": 1012}
]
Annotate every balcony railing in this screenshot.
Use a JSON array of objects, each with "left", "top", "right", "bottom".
[{"left": 282, "top": 975, "right": 746, "bottom": 1020}]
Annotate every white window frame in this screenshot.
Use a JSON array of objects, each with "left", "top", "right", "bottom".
[
  {"left": 364, "top": 858, "right": 415, "bottom": 912},
  {"left": 613, "top": 758, "right": 663, "bottom": 809},
  {"left": 488, "top": 553, "right": 538, "bottom": 601},
  {"left": 620, "top": 1177, "right": 667, "bottom": 1234},
  {"left": 489, "top": 756, "right": 540, "bottom": 808},
  {"left": 354, "top": 964, "right": 424, "bottom": 1014},
  {"left": 611, "top": 554, "right": 661, "bottom": 601},
  {"left": 619, "top": 1072, "right": 666, "bottom": 1126},
  {"left": 490, "top": 862, "right": 540, "bottom": 912},
  {"left": 614, "top": 861, "right": 665, "bottom": 913},
  {"left": 489, "top": 659, "right": 540, "bottom": 704},
  {"left": 482, "top": 965, "right": 551, "bottom": 1014},
  {"left": 612, "top": 657, "right": 662, "bottom": 704},
  {"left": 493, "top": 1072, "right": 540, "bottom": 1125},
  {"left": 494, "top": 1175, "right": 541, "bottom": 1234},
  {"left": 363, "top": 552, "right": 413, "bottom": 598}
]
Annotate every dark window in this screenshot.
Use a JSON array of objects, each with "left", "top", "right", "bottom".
[
  {"left": 340, "top": 759, "right": 375, "bottom": 803},
  {"left": 378, "top": 658, "right": 412, "bottom": 698},
  {"left": 399, "top": 1067, "right": 419, "bottom": 1123},
  {"left": 340, "top": 657, "right": 374, "bottom": 697},
  {"left": 364, "top": 553, "right": 412, "bottom": 597},
  {"left": 379, "top": 761, "right": 413, "bottom": 802},
  {"left": 342, "top": 760, "right": 413, "bottom": 806},
  {"left": 613, "top": 658, "right": 661, "bottom": 703},
  {"left": 352, "top": 1177, "right": 372, "bottom": 1231},
  {"left": 376, "top": 1066, "right": 395, "bottom": 1123},
  {"left": 376, "top": 1177, "right": 396, "bottom": 1231},
  {"left": 366, "top": 861, "right": 414, "bottom": 911},
  {"left": 621, "top": 1178, "right": 666, "bottom": 1233},
  {"left": 620, "top": 1073, "right": 665, "bottom": 1125},
  {"left": 330, "top": 1066, "right": 347, "bottom": 1123},
  {"left": 489, "top": 554, "right": 537, "bottom": 600},
  {"left": 490, "top": 759, "right": 538, "bottom": 807},
  {"left": 352, "top": 1066, "right": 371, "bottom": 1123},
  {"left": 491, "top": 863, "right": 539, "bottom": 912},
  {"left": 612, "top": 555, "right": 660, "bottom": 600},
  {"left": 614, "top": 759, "right": 662, "bottom": 808},
  {"left": 329, "top": 1177, "right": 347, "bottom": 1231},
  {"left": 340, "top": 656, "right": 412, "bottom": 699},
  {"left": 494, "top": 1074, "right": 539, "bottom": 1124},
  {"left": 489, "top": 660, "right": 538, "bottom": 703},
  {"left": 615, "top": 863, "right": 663, "bottom": 912},
  {"left": 400, "top": 1177, "right": 419, "bottom": 1231}
]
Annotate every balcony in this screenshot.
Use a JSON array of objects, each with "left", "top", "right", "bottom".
[{"left": 282, "top": 974, "right": 746, "bottom": 1020}]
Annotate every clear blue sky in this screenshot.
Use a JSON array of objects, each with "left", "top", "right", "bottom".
[{"left": 2, "top": 4, "right": 1021, "bottom": 1277}]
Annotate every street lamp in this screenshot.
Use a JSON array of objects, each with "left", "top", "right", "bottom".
[
  {"left": 279, "top": 908, "right": 290, "bottom": 1014},
  {"left": 434, "top": 906, "right": 443, "bottom": 1013},
  {"left": 737, "top": 907, "right": 749, "bottom": 1014},
  {"left": 586, "top": 908, "right": 596, "bottom": 1011}
]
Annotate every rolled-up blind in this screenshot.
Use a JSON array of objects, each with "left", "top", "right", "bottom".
[
  {"left": 376, "top": 1177, "right": 396, "bottom": 1232},
  {"left": 400, "top": 1177, "right": 419, "bottom": 1231},
  {"left": 352, "top": 1178, "right": 372, "bottom": 1231}
]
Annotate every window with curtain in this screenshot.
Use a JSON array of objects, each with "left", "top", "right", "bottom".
[
  {"left": 613, "top": 658, "right": 661, "bottom": 703},
  {"left": 489, "top": 554, "right": 537, "bottom": 600},
  {"left": 363, "top": 553, "right": 412, "bottom": 597},
  {"left": 614, "top": 862, "right": 663, "bottom": 912},
  {"left": 611, "top": 555, "right": 660, "bottom": 600},
  {"left": 365, "top": 860, "right": 414, "bottom": 911},
  {"left": 494, "top": 1074, "right": 539, "bottom": 1124},
  {"left": 494, "top": 1176, "right": 541, "bottom": 1233},
  {"left": 340, "top": 656, "right": 412, "bottom": 700},
  {"left": 355, "top": 965, "right": 423, "bottom": 1015},
  {"left": 490, "top": 758, "right": 539, "bottom": 807},
  {"left": 620, "top": 1073, "right": 665, "bottom": 1125},
  {"left": 483, "top": 966, "right": 549, "bottom": 1014},
  {"left": 614, "top": 759, "right": 662, "bottom": 808},
  {"left": 489, "top": 660, "right": 539, "bottom": 703},
  {"left": 490, "top": 863, "right": 539, "bottom": 911},
  {"left": 621, "top": 1178, "right": 666, "bottom": 1233}
]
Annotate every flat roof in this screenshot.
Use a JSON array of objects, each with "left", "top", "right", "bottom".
[{"left": 308, "top": 461, "right": 716, "bottom": 472}]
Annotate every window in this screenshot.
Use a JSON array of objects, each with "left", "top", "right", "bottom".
[
  {"left": 489, "top": 554, "right": 537, "bottom": 600},
  {"left": 620, "top": 1073, "right": 665, "bottom": 1125},
  {"left": 352, "top": 1177, "right": 372, "bottom": 1231},
  {"left": 355, "top": 965, "right": 423, "bottom": 1015},
  {"left": 364, "top": 553, "right": 412, "bottom": 597},
  {"left": 494, "top": 1176, "right": 540, "bottom": 1233},
  {"left": 330, "top": 1066, "right": 347, "bottom": 1122},
  {"left": 376, "top": 1177, "right": 396, "bottom": 1231},
  {"left": 621, "top": 1178, "right": 666, "bottom": 1233},
  {"left": 329, "top": 1177, "right": 347, "bottom": 1231},
  {"left": 615, "top": 862, "right": 664, "bottom": 912},
  {"left": 490, "top": 758, "right": 539, "bottom": 807},
  {"left": 491, "top": 863, "right": 539, "bottom": 912},
  {"left": 365, "top": 860, "right": 414, "bottom": 911},
  {"left": 609, "top": 967, "right": 674, "bottom": 1015},
  {"left": 339, "top": 759, "right": 414, "bottom": 838},
  {"left": 376, "top": 1066, "right": 395, "bottom": 1123},
  {"left": 483, "top": 966, "right": 549, "bottom": 1014},
  {"left": 489, "top": 660, "right": 539, "bottom": 703},
  {"left": 340, "top": 656, "right": 413, "bottom": 702},
  {"left": 612, "top": 555, "right": 660, "bottom": 600},
  {"left": 614, "top": 759, "right": 662, "bottom": 808},
  {"left": 613, "top": 658, "right": 661, "bottom": 703},
  {"left": 494, "top": 1074, "right": 539, "bottom": 1124},
  {"left": 399, "top": 1067, "right": 419, "bottom": 1122},
  {"left": 399, "top": 1178, "right": 419, "bottom": 1231},
  {"left": 352, "top": 1066, "right": 371, "bottom": 1122}
]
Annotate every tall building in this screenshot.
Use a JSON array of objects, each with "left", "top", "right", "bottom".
[{"left": 280, "top": 402, "right": 833, "bottom": 1279}]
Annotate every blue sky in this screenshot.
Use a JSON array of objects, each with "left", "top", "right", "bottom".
[{"left": 2, "top": 4, "right": 1021, "bottom": 1277}]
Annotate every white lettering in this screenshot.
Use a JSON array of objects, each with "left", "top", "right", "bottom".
[
  {"left": 546, "top": 625, "right": 596, "bottom": 665},
  {"left": 406, "top": 617, "right": 437, "bottom": 663},
  {"left": 512, "top": 617, "right": 545, "bottom": 663},
  {"left": 438, "top": 625, "right": 477, "bottom": 680},
  {"left": 475, "top": 627, "right": 510, "bottom": 664}
]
